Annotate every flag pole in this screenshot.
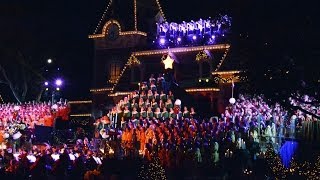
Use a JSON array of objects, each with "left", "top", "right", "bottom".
[{"left": 231, "top": 79, "right": 234, "bottom": 98}]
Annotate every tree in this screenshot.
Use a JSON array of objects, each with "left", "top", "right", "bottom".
[{"left": 0, "top": 2, "right": 46, "bottom": 103}]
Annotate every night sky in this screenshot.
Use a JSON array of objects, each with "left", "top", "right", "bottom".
[{"left": 0, "top": 0, "right": 319, "bottom": 101}]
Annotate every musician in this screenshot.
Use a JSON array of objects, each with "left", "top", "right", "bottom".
[
  {"left": 131, "top": 91, "right": 139, "bottom": 102},
  {"left": 169, "top": 108, "right": 177, "bottom": 119},
  {"left": 123, "top": 106, "right": 131, "bottom": 121},
  {"left": 147, "top": 107, "right": 154, "bottom": 119},
  {"left": 168, "top": 91, "right": 174, "bottom": 101},
  {"left": 147, "top": 90, "right": 154, "bottom": 101},
  {"left": 162, "top": 108, "right": 169, "bottom": 120},
  {"left": 190, "top": 107, "right": 197, "bottom": 118},
  {"left": 166, "top": 99, "right": 173, "bottom": 109},
  {"left": 140, "top": 107, "right": 147, "bottom": 119},
  {"left": 150, "top": 82, "right": 157, "bottom": 92},
  {"left": 141, "top": 82, "right": 148, "bottom": 91},
  {"left": 132, "top": 107, "right": 139, "bottom": 119},
  {"left": 154, "top": 108, "right": 162, "bottom": 119},
  {"left": 151, "top": 98, "right": 158, "bottom": 110},
  {"left": 154, "top": 91, "right": 160, "bottom": 101},
  {"left": 131, "top": 99, "right": 138, "bottom": 110},
  {"left": 149, "top": 74, "right": 156, "bottom": 85},
  {"left": 138, "top": 98, "right": 145, "bottom": 109},
  {"left": 123, "top": 97, "right": 130, "bottom": 108},
  {"left": 160, "top": 91, "right": 167, "bottom": 102},
  {"left": 183, "top": 106, "right": 190, "bottom": 118}
]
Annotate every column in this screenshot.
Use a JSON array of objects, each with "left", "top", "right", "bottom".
[{"left": 199, "top": 62, "right": 203, "bottom": 78}]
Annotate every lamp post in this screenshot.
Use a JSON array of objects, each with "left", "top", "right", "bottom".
[
  {"left": 44, "top": 78, "right": 63, "bottom": 103},
  {"left": 229, "top": 79, "right": 235, "bottom": 104}
]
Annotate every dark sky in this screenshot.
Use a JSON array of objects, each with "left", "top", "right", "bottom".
[{"left": 0, "top": 0, "right": 319, "bottom": 101}]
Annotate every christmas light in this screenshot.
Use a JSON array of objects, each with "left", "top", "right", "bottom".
[
  {"left": 212, "top": 70, "right": 241, "bottom": 75},
  {"left": 70, "top": 114, "right": 92, "bottom": 117},
  {"left": 134, "top": 0, "right": 137, "bottom": 31},
  {"left": 108, "top": 91, "right": 131, "bottom": 97},
  {"left": 155, "top": 0, "right": 167, "bottom": 22},
  {"left": 93, "top": 0, "right": 113, "bottom": 34},
  {"left": 185, "top": 88, "right": 220, "bottom": 92},
  {"left": 133, "top": 44, "right": 230, "bottom": 56},
  {"left": 68, "top": 100, "right": 92, "bottom": 104},
  {"left": 90, "top": 88, "right": 113, "bottom": 92},
  {"left": 214, "top": 47, "right": 230, "bottom": 71}
]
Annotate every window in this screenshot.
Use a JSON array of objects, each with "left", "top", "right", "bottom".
[{"left": 109, "top": 62, "right": 121, "bottom": 83}]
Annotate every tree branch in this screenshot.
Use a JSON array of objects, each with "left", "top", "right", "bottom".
[{"left": 0, "top": 64, "right": 21, "bottom": 103}]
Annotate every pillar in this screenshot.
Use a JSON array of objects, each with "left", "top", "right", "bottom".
[
  {"left": 199, "top": 62, "right": 203, "bottom": 78},
  {"left": 130, "top": 67, "right": 135, "bottom": 83}
]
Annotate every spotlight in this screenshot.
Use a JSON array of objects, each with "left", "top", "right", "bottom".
[
  {"left": 177, "top": 37, "right": 181, "bottom": 42},
  {"left": 44, "top": 81, "right": 49, "bottom": 86},
  {"left": 192, "top": 35, "right": 197, "bottom": 40},
  {"left": 211, "top": 35, "right": 215, "bottom": 39},
  {"left": 206, "top": 79, "right": 209, "bottom": 82},
  {"left": 198, "top": 79, "right": 202, "bottom": 82},
  {"left": 56, "top": 87, "right": 60, "bottom": 91},
  {"left": 55, "top": 79, "right": 62, "bottom": 86},
  {"left": 45, "top": 88, "right": 49, "bottom": 91},
  {"left": 47, "top": 59, "right": 52, "bottom": 64},
  {"left": 159, "top": 38, "right": 165, "bottom": 45}
]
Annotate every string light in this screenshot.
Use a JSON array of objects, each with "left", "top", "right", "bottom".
[
  {"left": 155, "top": 0, "right": 167, "bottom": 22},
  {"left": 108, "top": 91, "right": 131, "bottom": 97},
  {"left": 214, "top": 47, "right": 230, "bottom": 71},
  {"left": 93, "top": 0, "right": 113, "bottom": 34},
  {"left": 89, "top": 30, "right": 147, "bottom": 38},
  {"left": 90, "top": 88, "right": 113, "bottom": 92},
  {"left": 68, "top": 100, "right": 92, "bottom": 104},
  {"left": 133, "top": 44, "right": 230, "bottom": 56},
  {"left": 134, "top": 0, "right": 137, "bottom": 31},
  {"left": 185, "top": 88, "right": 220, "bottom": 92},
  {"left": 70, "top": 114, "right": 92, "bottom": 117},
  {"left": 212, "top": 70, "right": 241, "bottom": 75}
]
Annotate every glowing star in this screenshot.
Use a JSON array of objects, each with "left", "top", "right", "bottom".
[{"left": 162, "top": 55, "right": 174, "bottom": 69}]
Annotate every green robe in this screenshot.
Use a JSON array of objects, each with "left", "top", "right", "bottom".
[
  {"left": 123, "top": 102, "right": 130, "bottom": 108},
  {"left": 166, "top": 103, "right": 173, "bottom": 109},
  {"left": 123, "top": 110, "right": 131, "bottom": 119},
  {"left": 162, "top": 111, "right": 169, "bottom": 119},
  {"left": 154, "top": 94, "right": 160, "bottom": 101},
  {"left": 147, "top": 111, "right": 154, "bottom": 118},
  {"left": 131, "top": 103, "right": 138, "bottom": 109},
  {"left": 168, "top": 95, "right": 174, "bottom": 101},
  {"left": 140, "top": 111, "right": 147, "bottom": 118},
  {"left": 160, "top": 94, "right": 167, "bottom": 101},
  {"left": 140, "top": 95, "right": 147, "bottom": 101},
  {"left": 170, "top": 112, "right": 177, "bottom": 119},
  {"left": 151, "top": 102, "right": 158, "bottom": 109},
  {"left": 183, "top": 111, "right": 190, "bottom": 118},
  {"left": 132, "top": 111, "right": 139, "bottom": 119},
  {"left": 148, "top": 95, "right": 154, "bottom": 101},
  {"left": 154, "top": 112, "right": 162, "bottom": 119}
]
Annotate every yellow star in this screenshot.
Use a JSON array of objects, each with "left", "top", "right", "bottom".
[{"left": 162, "top": 55, "right": 174, "bottom": 69}]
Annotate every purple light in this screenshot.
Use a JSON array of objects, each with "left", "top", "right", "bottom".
[
  {"left": 44, "top": 81, "right": 49, "bottom": 86},
  {"left": 55, "top": 79, "right": 63, "bottom": 87},
  {"left": 177, "top": 37, "right": 181, "bottom": 42},
  {"left": 192, "top": 35, "right": 197, "bottom": 40},
  {"left": 211, "top": 35, "right": 216, "bottom": 39},
  {"left": 159, "top": 38, "right": 165, "bottom": 45}
]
